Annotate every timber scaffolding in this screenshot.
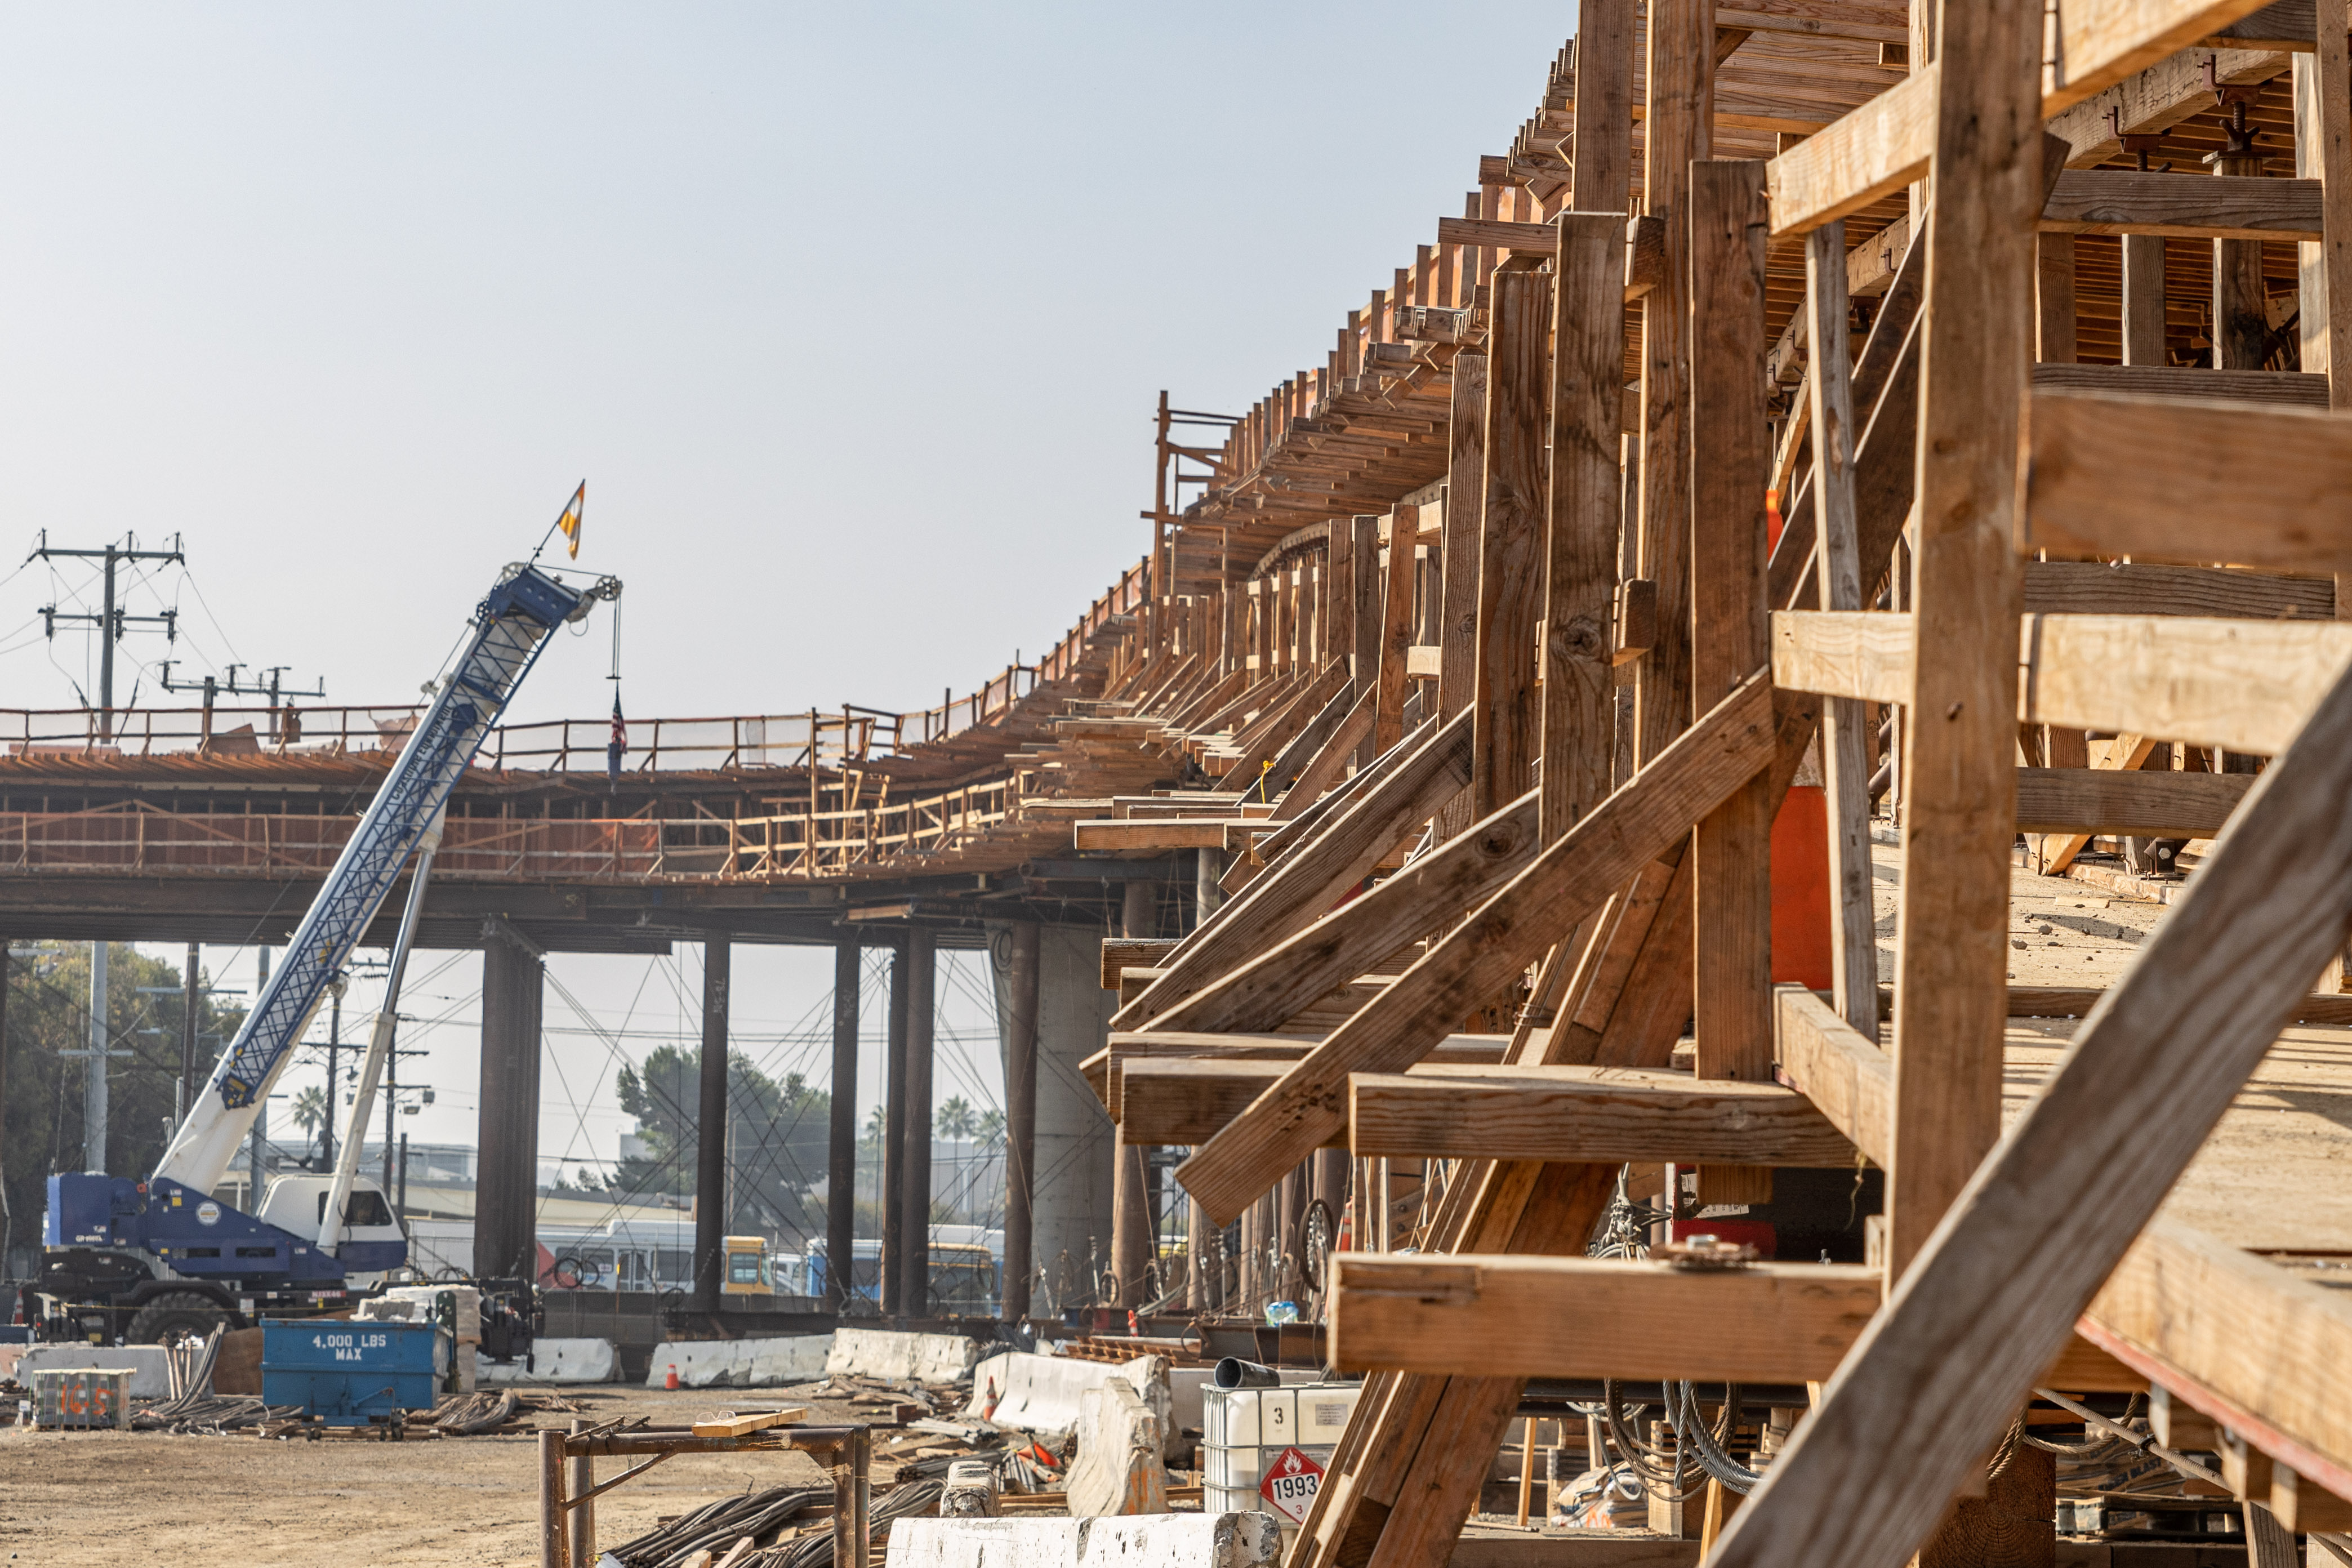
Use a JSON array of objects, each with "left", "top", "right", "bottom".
[{"left": 1071, "top": 1, "right": 2352, "bottom": 1566}]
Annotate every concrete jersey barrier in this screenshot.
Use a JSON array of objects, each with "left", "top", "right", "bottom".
[
  {"left": 16, "top": 1344, "right": 172, "bottom": 1400},
  {"left": 965, "top": 1351, "right": 1174, "bottom": 1453},
  {"left": 644, "top": 1334, "right": 833, "bottom": 1389},
  {"left": 479, "top": 1337, "right": 616, "bottom": 1384},
  {"left": 888, "top": 1514, "right": 1282, "bottom": 1568},
  {"left": 824, "top": 1326, "right": 978, "bottom": 1384}
]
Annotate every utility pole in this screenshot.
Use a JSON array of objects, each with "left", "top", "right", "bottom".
[
  {"left": 322, "top": 987, "right": 341, "bottom": 1171},
  {"left": 87, "top": 941, "right": 109, "bottom": 1171},
  {"left": 30, "top": 533, "right": 185, "bottom": 741},
  {"left": 179, "top": 943, "right": 200, "bottom": 1124}
]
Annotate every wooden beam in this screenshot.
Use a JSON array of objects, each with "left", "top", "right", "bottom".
[
  {"left": 1093, "top": 1029, "right": 1512, "bottom": 1121},
  {"left": 1542, "top": 212, "right": 1628, "bottom": 843},
  {"left": 1690, "top": 159, "right": 1778, "bottom": 1104},
  {"left": 690, "top": 1408, "right": 808, "bottom": 1438},
  {"left": 2043, "top": 1, "right": 2284, "bottom": 112},
  {"left": 2023, "top": 390, "right": 2352, "bottom": 572},
  {"left": 1438, "top": 361, "right": 1486, "bottom": 740},
  {"left": 1769, "top": 609, "right": 1913, "bottom": 704},
  {"left": 1072, "top": 820, "right": 1239, "bottom": 851},
  {"left": 1115, "top": 709, "right": 1473, "bottom": 1031},
  {"left": 1767, "top": 64, "right": 1937, "bottom": 236},
  {"left": 1574, "top": 0, "right": 1638, "bottom": 215},
  {"left": 1473, "top": 271, "right": 1552, "bottom": 820},
  {"left": 1773, "top": 983, "right": 1892, "bottom": 1167},
  {"left": 1099, "top": 938, "right": 1181, "bottom": 992},
  {"left": 2040, "top": 170, "right": 2323, "bottom": 239},
  {"left": 2029, "top": 364, "right": 2331, "bottom": 406},
  {"left": 2085, "top": 1218, "right": 2352, "bottom": 1506},
  {"left": 1176, "top": 671, "right": 1785, "bottom": 1226},
  {"left": 2052, "top": 44, "right": 2291, "bottom": 167},
  {"left": 1348, "top": 1063, "right": 1856, "bottom": 1166},
  {"left": 1330, "top": 1255, "right": 1885, "bottom": 1383},
  {"left": 1709, "top": 640, "right": 2352, "bottom": 1568},
  {"left": 2015, "top": 766, "right": 2254, "bottom": 836},
  {"left": 1375, "top": 508, "right": 1419, "bottom": 754}
]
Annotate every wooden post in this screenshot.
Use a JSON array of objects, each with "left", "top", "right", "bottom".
[
  {"left": 2298, "top": 0, "right": 2352, "bottom": 397},
  {"left": 1881, "top": 0, "right": 2037, "bottom": 1282},
  {"left": 2037, "top": 233, "right": 2077, "bottom": 364},
  {"left": 1474, "top": 270, "right": 1552, "bottom": 822},
  {"left": 827, "top": 939, "right": 859, "bottom": 1317},
  {"left": 1543, "top": 212, "right": 1628, "bottom": 843},
  {"left": 1688, "top": 161, "right": 1776, "bottom": 1214},
  {"left": 567, "top": 1418, "right": 594, "bottom": 1567},
  {"left": 2213, "top": 143, "right": 2268, "bottom": 367},
  {"left": 1438, "top": 358, "right": 1489, "bottom": 831},
  {"left": 835, "top": 1427, "right": 872, "bottom": 1568},
  {"left": 539, "top": 1429, "right": 568, "bottom": 1568},
  {"left": 1571, "top": 0, "right": 1636, "bottom": 213},
  {"left": 1633, "top": 0, "right": 1713, "bottom": 766},
  {"left": 1807, "top": 220, "right": 1883, "bottom": 1041},
  {"left": 2122, "top": 234, "right": 2167, "bottom": 366},
  {"left": 1002, "top": 920, "right": 1040, "bottom": 1322},
  {"left": 1377, "top": 506, "right": 1419, "bottom": 754}
]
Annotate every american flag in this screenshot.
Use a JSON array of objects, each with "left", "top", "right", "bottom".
[{"left": 606, "top": 693, "right": 627, "bottom": 786}]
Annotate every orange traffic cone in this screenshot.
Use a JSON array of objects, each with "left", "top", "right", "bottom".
[{"left": 665, "top": 1364, "right": 680, "bottom": 1390}]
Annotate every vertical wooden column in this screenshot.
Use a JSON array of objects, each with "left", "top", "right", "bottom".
[
  {"left": 2213, "top": 142, "right": 2268, "bottom": 367},
  {"left": 692, "top": 934, "right": 730, "bottom": 1314},
  {"left": 901, "top": 926, "right": 935, "bottom": 1319},
  {"left": 1376, "top": 505, "right": 1419, "bottom": 754},
  {"left": 1884, "top": 0, "right": 2038, "bottom": 1281},
  {"left": 1001, "top": 920, "right": 1041, "bottom": 1322},
  {"left": 1570, "top": 0, "right": 1635, "bottom": 213},
  {"left": 879, "top": 937, "right": 910, "bottom": 1317},
  {"left": 1687, "top": 161, "right": 1776, "bottom": 1219},
  {"left": 1807, "top": 221, "right": 1883, "bottom": 1041},
  {"left": 2298, "top": 0, "right": 2352, "bottom": 397},
  {"left": 1543, "top": 213, "right": 1628, "bottom": 841},
  {"left": 1112, "top": 881, "right": 1156, "bottom": 1305},
  {"left": 2122, "top": 235, "right": 2167, "bottom": 366},
  {"left": 1328, "top": 522, "right": 1356, "bottom": 681},
  {"left": 1472, "top": 271, "right": 1552, "bottom": 822},
  {"left": 826, "top": 939, "right": 859, "bottom": 1317},
  {"left": 1633, "top": 0, "right": 1712, "bottom": 766},
  {"left": 1437, "top": 363, "right": 1487, "bottom": 729},
  {"left": 2038, "top": 234, "right": 2077, "bottom": 363}
]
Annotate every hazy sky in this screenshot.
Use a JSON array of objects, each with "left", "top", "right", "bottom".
[{"left": 3, "top": 2, "right": 1582, "bottom": 1186}]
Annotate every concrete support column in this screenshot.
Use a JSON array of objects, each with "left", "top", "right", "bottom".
[
  {"left": 900, "top": 926, "right": 936, "bottom": 1320},
  {"left": 1196, "top": 847, "right": 1226, "bottom": 925},
  {"left": 475, "top": 934, "right": 544, "bottom": 1280},
  {"left": 1111, "top": 882, "right": 1157, "bottom": 1307},
  {"left": 1001, "top": 921, "right": 1042, "bottom": 1323},
  {"left": 826, "top": 939, "right": 859, "bottom": 1317},
  {"left": 880, "top": 939, "right": 910, "bottom": 1318},
  {"left": 691, "top": 934, "right": 731, "bottom": 1314}
]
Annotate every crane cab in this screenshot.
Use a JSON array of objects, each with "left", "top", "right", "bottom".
[
  {"left": 720, "top": 1236, "right": 774, "bottom": 1297},
  {"left": 253, "top": 1175, "right": 408, "bottom": 1281}
]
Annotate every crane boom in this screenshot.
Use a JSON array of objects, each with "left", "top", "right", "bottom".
[{"left": 153, "top": 563, "right": 618, "bottom": 1193}]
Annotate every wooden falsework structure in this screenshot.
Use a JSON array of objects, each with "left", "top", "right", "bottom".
[{"left": 1058, "top": 1, "right": 2352, "bottom": 1564}]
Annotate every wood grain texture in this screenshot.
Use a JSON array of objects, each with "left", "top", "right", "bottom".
[
  {"left": 1712, "top": 639, "right": 2352, "bottom": 1568},
  {"left": 1330, "top": 1254, "right": 1887, "bottom": 1383},
  {"left": 2024, "top": 559, "right": 2337, "bottom": 618},
  {"left": 1115, "top": 709, "right": 1473, "bottom": 1031},
  {"left": 1348, "top": 1064, "right": 1856, "bottom": 1166},
  {"left": 1377, "top": 508, "right": 1419, "bottom": 754},
  {"left": 2024, "top": 390, "right": 2352, "bottom": 571},
  {"left": 1767, "top": 64, "right": 1937, "bottom": 235},
  {"left": 1770, "top": 610, "right": 1913, "bottom": 702},
  {"left": 1175, "top": 672, "right": 1783, "bottom": 1226},
  {"left": 1774, "top": 984, "right": 1892, "bottom": 1168},
  {"left": 2039, "top": 170, "right": 2322, "bottom": 239},
  {"left": 1474, "top": 273, "right": 1552, "bottom": 821},
  {"left": 2030, "top": 364, "right": 2331, "bottom": 406},
  {"left": 1147, "top": 788, "right": 1539, "bottom": 1037},
  {"left": 2043, "top": 0, "right": 2282, "bottom": 113},
  {"left": 2015, "top": 765, "right": 2253, "bottom": 835},
  {"left": 1881, "top": 0, "right": 2038, "bottom": 1282},
  {"left": 1543, "top": 212, "right": 1628, "bottom": 844},
  {"left": 1574, "top": 0, "right": 1636, "bottom": 214},
  {"left": 2023, "top": 613, "right": 2352, "bottom": 752}
]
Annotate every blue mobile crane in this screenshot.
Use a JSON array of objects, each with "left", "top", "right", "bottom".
[{"left": 27, "top": 562, "right": 618, "bottom": 1344}]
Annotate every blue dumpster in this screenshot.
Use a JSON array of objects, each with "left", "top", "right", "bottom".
[{"left": 261, "top": 1320, "right": 444, "bottom": 1427}]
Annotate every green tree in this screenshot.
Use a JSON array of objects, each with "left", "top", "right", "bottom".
[
  {"left": 859, "top": 1103, "right": 887, "bottom": 1151},
  {"left": 935, "top": 1097, "right": 978, "bottom": 1142},
  {"left": 2, "top": 942, "right": 247, "bottom": 1273},
  {"left": 974, "top": 1108, "right": 1006, "bottom": 1146},
  {"left": 288, "top": 1085, "right": 328, "bottom": 1164},
  {"left": 613, "top": 1046, "right": 832, "bottom": 1241}
]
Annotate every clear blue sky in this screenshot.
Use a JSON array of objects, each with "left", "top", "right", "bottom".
[{"left": 7, "top": 2, "right": 1581, "bottom": 1178}]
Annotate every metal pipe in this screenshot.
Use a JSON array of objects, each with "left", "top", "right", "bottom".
[{"left": 319, "top": 812, "right": 442, "bottom": 1255}]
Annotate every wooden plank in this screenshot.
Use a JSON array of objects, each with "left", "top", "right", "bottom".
[
  {"left": 1473, "top": 271, "right": 1552, "bottom": 820},
  {"left": 1264, "top": 680, "right": 1359, "bottom": 794},
  {"left": 2298, "top": 0, "right": 2352, "bottom": 397},
  {"left": 1072, "top": 820, "right": 1238, "bottom": 851},
  {"left": 1543, "top": 212, "right": 1628, "bottom": 846},
  {"left": 2122, "top": 233, "right": 2168, "bottom": 366},
  {"left": 1348, "top": 1064, "right": 1857, "bottom": 1166},
  {"left": 1146, "top": 789, "right": 1541, "bottom": 1037},
  {"left": 1574, "top": 0, "right": 1638, "bottom": 215},
  {"left": 1769, "top": 610, "right": 1913, "bottom": 703},
  {"left": 689, "top": 1408, "right": 808, "bottom": 1439},
  {"left": 1330, "top": 1255, "right": 1888, "bottom": 1383},
  {"left": 2030, "top": 364, "right": 2331, "bottom": 406},
  {"left": 1438, "top": 359, "right": 1486, "bottom": 742},
  {"left": 2024, "top": 614, "right": 2352, "bottom": 753},
  {"left": 1774, "top": 984, "right": 1892, "bottom": 1168},
  {"left": 1351, "top": 515, "right": 1380, "bottom": 706},
  {"left": 2015, "top": 766, "right": 2255, "bottom": 836},
  {"left": 1690, "top": 160, "right": 1777, "bottom": 1101},
  {"left": 1715, "top": 2, "right": 1910, "bottom": 45},
  {"left": 1709, "top": 648, "right": 2352, "bottom": 1568},
  {"left": 2044, "top": 1, "right": 2283, "bottom": 113},
  {"left": 1094, "top": 1030, "right": 1512, "bottom": 1121},
  {"left": 1175, "top": 671, "right": 1785, "bottom": 1225},
  {"left": 2039, "top": 170, "right": 2323, "bottom": 239},
  {"left": 1806, "top": 219, "right": 1880, "bottom": 1043},
  {"left": 1116, "top": 710, "right": 1473, "bottom": 1031},
  {"left": 1876, "top": 0, "right": 2039, "bottom": 1288},
  {"left": 1766, "top": 64, "right": 1936, "bottom": 236},
  {"left": 1267, "top": 685, "right": 1377, "bottom": 823},
  {"left": 2084, "top": 1219, "right": 2352, "bottom": 1515},
  {"left": 1099, "top": 938, "right": 1180, "bottom": 992},
  {"left": 1376, "top": 508, "right": 1419, "bottom": 754},
  {"left": 2023, "top": 391, "right": 2352, "bottom": 572},
  {"left": 1434, "top": 216, "right": 1557, "bottom": 256}
]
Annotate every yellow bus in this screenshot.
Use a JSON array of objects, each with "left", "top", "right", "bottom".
[{"left": 721, "top": 1235, "right": 774, "bottom": 1297}]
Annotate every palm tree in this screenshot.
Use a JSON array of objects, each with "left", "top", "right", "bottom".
[
  {"left": 975, "top": 1109, "right": 1006, "bottom": 1146},
  {"left": 861, "top": 1103, "right": 888, "bottom": 1151},
  {"left": 935, "top": 1097, "right": 978, "bottom": 1142},
  {"left": 289, "top": 1085, "right": 328, "bottom": 1166}
]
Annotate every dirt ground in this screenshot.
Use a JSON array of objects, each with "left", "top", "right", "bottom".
[{"left": 0, "top": 1383, "right": 866, "bottom": 1567}]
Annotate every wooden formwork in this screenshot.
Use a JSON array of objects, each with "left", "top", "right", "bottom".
[{"left": 1068, "top": 2, "right": 2352, "bottom": 1565}]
